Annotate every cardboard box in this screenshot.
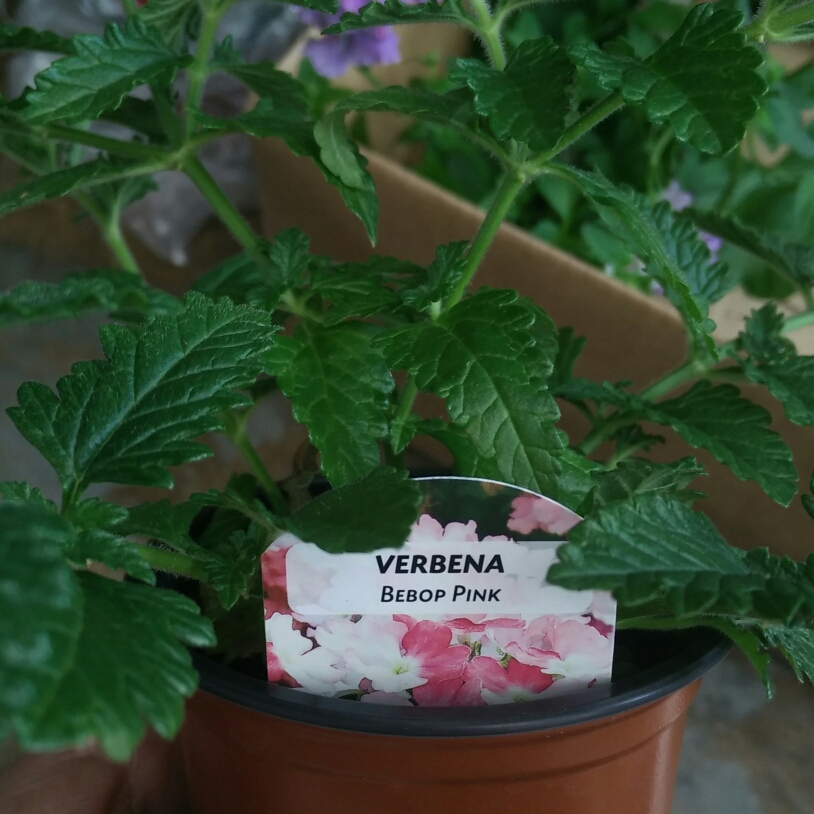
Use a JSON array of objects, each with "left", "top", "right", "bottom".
[{"left": 254, "top": 137, "right": 814, "bottom": 560}]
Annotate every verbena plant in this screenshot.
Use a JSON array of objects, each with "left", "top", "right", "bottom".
[{"left": 1, "top": 0, "right": 814, "bottom": 763}]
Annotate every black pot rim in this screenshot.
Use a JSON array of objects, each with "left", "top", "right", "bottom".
[{"left": 192, "top": 627, "right": 730, "bottom": 738}]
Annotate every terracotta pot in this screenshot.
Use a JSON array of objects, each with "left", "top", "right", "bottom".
[{"left": 180, "top": 629, "right": 727, "bottom": 814}]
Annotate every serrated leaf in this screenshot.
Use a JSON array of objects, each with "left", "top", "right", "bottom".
[
  {"left": 0, "top": 269, "right": 181, "bottom": 328},
  {"left": 65, "top": 498, "right": 128, "bottom": 531},
  {"left": 400, "top": 242, "right": 468, "bottom": 312},
  {"left": 803, "top": 493, "right": 814, "bottom": 523},
  {"left": 559, "top": 167, "right": 716, "bottom": 360},
  {"left": 375, "top": 289, "right": 564, "bottom": 497},
  {"left": 19, "top": 572, "right": 213, "bottom": 761},
  {"left": 0, "top": 158, "right": 145, "bottom": 218},
  {"left": 137, "top": 0, "right": 198, "bottom": 46},
  {"left": 0, "top": 505, "right": 81, "bottom": 741},
  {"left": 704, "top": 618, "right": 772, "bottom": 691},
  {"left": 315, "top": 115, "right": 367, "bottom": 189},
  {"left": 449, "top": 37, "right": 574, "bottom": 151},
  {"left": 63, "top": 530, "right": 156, "bottom": 585},
  {"left": 22, "top": 19, "right": 192, "bottom": 125},
  {"left": 115, "top": 499, "right": 203, "bottom": 556},
  {"left": 686, "top": 209, "right": 814, "bottom": 289},
  {"left": 550, "top": 327, "right": 586, "bottom": 392},
  {"left": 8, "top": 293, "right": 277, "bottom": 498},
  {"left": 763, "top": 626, "right": 814, "bottom": 685},
  {"left": 556, "top": 447, "right": 602, "bottom": 511},
  {"left": 192, "top": 253, "right": 264, "bottom": 304},
  {"left": 587, "top": 457, "right": 705, "bottom": 510},
  {"left": 738, "top": 354, "right": 814, "bottom": 427},
  {"left": 550, "top": 495, "right": 760, "bottom": 615},
  {"left": 323, "top": 0, "right": 461, "bottom": 34},
  {"left": 0, "top": 481, "right": 57, "bottom": 511},
  {"left": 217, "top": 59, "right": 307, "bottom": 114},
  {"left": 570, "top": 5, "right": 765, "bottom": 155},
  {"left": 288, "top": 467, "right": 422, "bottom": 553},
  {"left": 264, "top": 322, "right": 394, "bottom": 486},
  {"left": 0, "top": 24, "right": 74, "bottom": 55},
  {"left": 644, "top": 382, "right": 798, "bottom": 505},
  {"left": 202, "top": 527, "right": 267, "bottom": 610},
  {"left": 737, "top": 303, "right": 796, "bottom": 362},
  {"left": 222, "top": 100, "right": 378, "bottom": 242}
]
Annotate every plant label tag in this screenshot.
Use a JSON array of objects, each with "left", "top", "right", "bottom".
[{"left": 262, "top": 477, "right": 616, "bottom": 705}]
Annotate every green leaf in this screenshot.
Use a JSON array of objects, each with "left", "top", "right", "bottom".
[
  {"left": 192, "top": 253, "right": 264, "bottom": 304},
  {"left": 22, "top": 19, "right": 192, "bottom": 125},
  {"left": 8, "top": 292, "right": 277, "bottom": 497},
  {"left": 323, "top": 0, "right": 462, "bottom": 34},
  {"left": 586, "top": 457, "right": 705, "bottom": 511},
  {"left": 559, "top": 167, "right": 717, "bottom": 360},
  {"left": 763, "top": 626, "right": 814, "bottom": 685},
  {"left": 570, "top": 5, "right": 766, "bottom": 155},
  {"left": 375, "top": 289, "right": 564, "bottom": 497},
  {"left": 0, "top": 481, "right": 57, "bottom": 511},
  {"left": 705, "top": 619, "right": 772, "bottom": 691},
  {"left": 556, "top": 447, "right": 602, "bottom": 511},
  {"left": 686, "top": 209, "right": 814, "bottom": 289},
  {"left": 99, "top": 96, "right": 168, "bottom": 142},
  {"left": 114, "top": 499, "right": 203, "bottom": 556},
  {"left": 264, "top": 322, "right": 394, "bottom": 486},
  {"left": 202, "top": 526, "right": 268, "bottom": 610},
  {"left": 738, "top": 354, "right": 814, "bottom": 428},
  {"left": 0, "top": 505, "right": 81, "bottom": 742},
  {"left": 63, "top": 530, "right": 156, "bottom": 585},
  {"left": 0, "top": 24, "right": 74, "bottom": 55},
  {"left": 315, "top": 115, "right": 368, "bottom": 189},
  {"left": 400, "top": 242, "right": 468, "bottom": 312},
  {"left": 449, "top": 37, "right": 574, "bottom": 151},
  {"left": 550, "top": 495, "right": 760, "bottom": 615},
  {"left": 288, "top": 467, "right": 422, "bottom": 553},
  {"left": 0, "top": 269, "right": 181, "bottom": 328},
  {"left": 216, "top": 58, "right": 307, "bottom": 114},
  {"left": 64, "top": 497, "right": 128, "bottom": 531},
  {"left": 0, "top": 157, "right": 145, "bottom": 218},
  {"left": 803, "top": 493, "right": 814, "bottom": 524},
  {"left": 19, "top": 572, "right": 214, "bottom": 761},
  {"left": 550, "top": 327, "right": 586, "bottom": 391},
  {"left": 737, "top": 303, "right": 796, "bottom": 362},
  {"left": 644, "top": 382, "right": 797, "bottom": 506},
  {"left": 137, "top": 0, "right": 199, "bottom": 46},
  {"left": 223, "top": 100, "right": 378, "bottom": 242}
]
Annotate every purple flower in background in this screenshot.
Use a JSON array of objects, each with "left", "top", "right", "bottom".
[
  {"left": 660, "top": 180, "right": 723, "bottom": 262},
  {"left": 297, "top": 0, "right": 421, "bottom": 78}
]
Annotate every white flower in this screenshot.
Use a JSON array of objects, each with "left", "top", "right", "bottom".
[{"left": 265, "top": 613, "right": 351, "bottom": 693}]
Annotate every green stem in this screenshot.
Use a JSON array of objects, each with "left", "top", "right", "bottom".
[
  {"left": 531, "top": 94, "right": 625, "bottom": 168},
  {"left": 183, "top": 154, "right": 269, "bottom": 269},
  {"left": 43, "top": 124, "right": 169, "bottom": 162},
  {"left": 443, "top": 171, "right": 526, "bottom": 309},
  {"left": 74, "top": 190, "right": 141, "bottom": 275},
  {"left": 232, "top": 431, "right": 288, "bottom": 516},
  {"left": 784, "top": 309, "right": 814, "bottom": 333},
  {"left": 185, "top": 7, "right": 221, "bottom": 139},
  {"left": 390, "top": 376, "right": 419, "bottom": 455},
  {"left": 639, "top": 358, "right": 703, "bottom": 401},
  {"left": 745, "top": 0, "right": 814, "bottom": 40},
  {"left": 151, "top": 85, "right": 183, "bottom": 148},
  {"left": 470, "top": 0, "right": 507, "bottom": 70},
  {"left": 137, "top": 545, "right": 208, "bottom": 581}
]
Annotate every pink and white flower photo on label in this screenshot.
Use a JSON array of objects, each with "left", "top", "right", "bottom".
[{"left": 261, "top": 477, "right": 616, "bottom": 706}]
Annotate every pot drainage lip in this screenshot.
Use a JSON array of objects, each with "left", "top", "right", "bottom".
[{"left": 193, "top": 627, "right": 730, "bottom": 736}]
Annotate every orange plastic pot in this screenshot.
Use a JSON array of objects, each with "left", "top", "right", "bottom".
[{"left": 179, "top": 629, "right": 727, "bottom": 814}]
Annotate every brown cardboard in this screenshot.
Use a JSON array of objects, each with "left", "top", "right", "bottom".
[{"left": 254, "top": 137, "right": 814, "bottom": 560}]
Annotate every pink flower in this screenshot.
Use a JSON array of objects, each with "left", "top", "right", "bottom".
[
  {"left": 444, "top": 615, "right": 525, "bottom": 634},
  {"left": 266, "top": 643, "right": 300, "bottom": 687},
  {"left": 261, "top": 534, "right": 301, "bottom": 618},
  {"left": 507, "top": 495, "right": 581, "bottom": 535},
  {"left": 413, "top": 677, "right": 485, "bottom": 707},
  {"left": 493, "top": 616, "right": 613, "bottom": 682},
  {"left": 402, "top": 620, "right": 472, "bottom": 682},
  {"left": 465, "top": 656, "right": 554, "bottom": 704}
]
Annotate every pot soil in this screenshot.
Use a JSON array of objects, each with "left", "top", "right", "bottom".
[{"left": 179, "top": 628, "right": 727, "bottom": 814}]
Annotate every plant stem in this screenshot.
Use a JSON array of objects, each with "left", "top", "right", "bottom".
[
  {"left": 470, "top": 0, "right": 507, "bottom": 70},
  {"left": 74, "top": 190, "right": 141, "bottom": 275},
  {"left": 532, "top": 94, "right": 624, "bottom": 168},
  {"left": 390, "top": 376, "right": 419, "bottom": 454},
  {"left": 784, "top": 309, "right": 814, "bottom": 333},
  {"left": 185, "top": 6, "right": 221, "bottom": 139},
  {"left": 745, "top": 0, "right": 814, "bottom": 40},
  {"left": 43, "top": 124, "right": 168, "bottom": 162},
  {"left": 137, "top": 545, "right": 208, "bottom": 581},
  {"left": 443, "top": 170, "right": 526, "bottom": 309},
  {"left": 183, "top": 154, "right": 268, "bottom": 268},
  {"left": 639, "top": 358, "right": 703, "bottom": 401},
  {"left": 151, "top": 85, "right": 183, "bottom": 148},
  {"left": 232, "top": 431, "right": 288, "bottom": 516}
]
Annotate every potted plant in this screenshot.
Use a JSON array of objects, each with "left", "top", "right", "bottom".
[{"left": 0, "top": 0, "right": 813, "bottom": 812}]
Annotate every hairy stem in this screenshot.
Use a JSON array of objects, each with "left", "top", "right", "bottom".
[
  {"left": 746, "top": 0, "right": 814, "bottom": 40},
  {"left": 184, "top": 6, "right": 221, "bottom": 139},
  {"left": 137, "top": 545, "right": 208, "bottom": 581},
  {"left": 470, "top": 0, "right": 507, "bottom": 70},
  {"left": 443, "top": 170, "right": 526, "bottom": 309},
  {"left": 74, "top": 190, "right": 141, "bottom": 275},
  {"left": 532, "top": 94, "right": 625, "bottom": 168}
]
